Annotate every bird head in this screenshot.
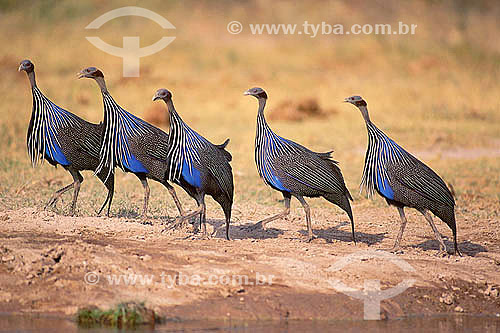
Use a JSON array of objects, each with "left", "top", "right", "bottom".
[
  {"left": 18, "top": 59, "right": 34, "bottom": 73},
  {"left": 78, "top": 67, "right": 104, "bottom": 79},
  {"left": 244, "top": 87, "right": 268, "bottom": 99},
  {"left": 344, "top": 95, "right": 367, "bottom": 107},
  {"left": 152, "top": 88, "right": 172, "bottom": 102}
]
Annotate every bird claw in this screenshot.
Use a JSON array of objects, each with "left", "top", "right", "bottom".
[
  {"left": 164, "top": 216, "right": 189, "bottom": 232},
  {"left": 243, "top": 221, "right": 264, "bottom": 232},
  {"left": 306, "top": 233, "right": 317, "bottom": 243},
  {"left": 44, "top": 198, "right": 57, "bottom": 210},
  {"left": 435, "top": 248, "right": 450, "bottom": 257}
]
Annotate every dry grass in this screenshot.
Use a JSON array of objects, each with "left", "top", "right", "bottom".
[{"left": 0, "top": 0, "right": 499, "bottom": 219}]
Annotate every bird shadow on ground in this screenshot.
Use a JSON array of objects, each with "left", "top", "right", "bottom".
[
  {"left": 415, "top": 239, "right": 488, "bottom": 256},
  {"left": 208, "top": 219, "right": 285, "bottom": 240},
  {"left": 298, "top": 221, "right": 387, "bottom": 245},
  {"left": 114, "top": 209, "right": 140, "bottom": 219}
]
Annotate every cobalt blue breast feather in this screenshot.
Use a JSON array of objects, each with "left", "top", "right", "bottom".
[{"left": 28, "top": 88, "right": 76, "bottom": 167}]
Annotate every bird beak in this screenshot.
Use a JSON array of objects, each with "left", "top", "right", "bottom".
[
  {"left": 343, "top": 98, "right": 349, "bottom": 103},
  {"left": 77, "top": 71, "right": 86, "bottom": 79},
  {"left": 152, "top": 95, "right": 159, "bottom": 102},
  {"left": 18, "top": 64, "right": 23, "bottom": 72},
  {"left": 243, "top": 90, "right": 251, "bottom": 96}
]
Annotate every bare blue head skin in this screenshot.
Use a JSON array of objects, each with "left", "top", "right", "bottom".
[
  {"left": 18, "top": 59, "right": 34, "bottom": 73},
  {"left": 19, "top": 59, "right": 36, "bottom": 87},
  {"left": 244, "top": 87, "right": 268, "bottom": 115},
  {"left": 152, "top": 88, "right": 172, "bottom": 102},
  {"left": 153, "top": 88, "right": 177, "bottom": 117},
  {"left": 344, "top": 95, "right": 367, "bottom": 107},
  {"left": 244, "top": 87, "right": 268, "bottom": 99},
  {"left": 78, "top": 67, "right": 107, "bottom": 93},
  {"left": 344, "top": 95, "right": 370, "bottom": 122}
]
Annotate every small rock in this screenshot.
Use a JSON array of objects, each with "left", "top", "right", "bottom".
[
  {"left": 0, "top": 291, "right": 12, "bottom": 302},
  {"left": 63, "top": 306, "right": 79, "bottom": 316},
  {"left": 454, "top": 305, "right": 464, "bottom": 313},
  {"left": 2, "top": 255, "right": 14, "bottom": 262},
  {"left": 451, "top": 286, "right": 460, "bottom": 291},
  {"left": 55, "top": 280, "right": 65, "bottom": 288},
  {"left": 439, "top": 292, "right": 454, "bottom": 305},
  {"left": 140, "top": 255, "right": 152, "bottom": 261},
  {"left": 220, "top": 289, "right": 232, "bottom": 298}
]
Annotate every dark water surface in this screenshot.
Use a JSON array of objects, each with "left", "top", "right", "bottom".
[{"left": 1, "top": 313, "right": 499, "bottom": 332}]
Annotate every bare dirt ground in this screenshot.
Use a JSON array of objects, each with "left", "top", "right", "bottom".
[{"left": 0, "top": 202, "right": 499, "bottom": 321}]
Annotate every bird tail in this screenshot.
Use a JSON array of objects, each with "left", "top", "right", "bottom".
[
  {"left": 323, "top": 193, "right": 356, "bottom": 243},
  {"left": 433, "top": 206, "right": 460, "bottom": 255},
  {"left": 215, "top": 138, "right": 232, "bottom": 162},
  {"left": 215, "top": 138, "right": 230, "bottom": 149}
]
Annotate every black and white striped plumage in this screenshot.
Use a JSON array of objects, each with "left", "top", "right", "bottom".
[
  {"left": 246, "top": 87, "right": 355, "bottom": 242},
  {"left": 80, "top": 67, "right": 186, "bottom": 218},
  {"left": 345, "top": 95, "right": 460, "bottom": 255},
  {"left": 19, "top": 60, "right": 114, "bottom": 216},
  {"left": 153, "top": 88, "right": 234, "bottom": 240}
]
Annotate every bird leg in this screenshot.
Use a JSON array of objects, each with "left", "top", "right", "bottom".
[
  {"left": 200, "top": 200, "right": 208, "bottom": 239},
  {"left": 164, "top": 183, "right": 185, "bottom": 216},
  {"left": 420, "top": 209, "right": 447, "bottom": 253},
  {"left": 97, "top": 176, "right": 114, "bottom": 217},
  {"left": 68, "top": 170, "right": 83, "bottom": 216},
  {"left": 251, "top": 195, "right": 291, "bottom": 230},
  {"left": 139, "top": 177, "right": 150, "bottom": 218},
  {"left": 69, "top": 177, "right": 82, "bottom": 216},
  {"left": 296, "top": 196, "right": 315, "bottom": 242},
  {"left": 166, "top": 204, "right": 204, "bottom": 232},
  {"left": 45, "top": 182, "right": 74, "bottom": 210},
  {"left": 390, "top": 206, "right": 408, "bottom": 252}
]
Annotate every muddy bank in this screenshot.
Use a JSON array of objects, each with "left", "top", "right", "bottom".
[{"left": 0, "top": 207, "right": 499, "bottom": 321}]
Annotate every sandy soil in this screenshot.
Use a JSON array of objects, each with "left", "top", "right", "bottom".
[{"left": 0, "top": 204, "right": 499, "bottom": 321}]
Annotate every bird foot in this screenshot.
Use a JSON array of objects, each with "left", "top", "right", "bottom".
[
  {"left": 164, "top": 216, "right": 190, "bottom": 232},
  {"left": 306, "top": 233, "right": 317, "bottom": 243},
  {"left": 385, "top": 246, "right": 404, "bottom": 254},
  {"left": 243, "top": 221, "right": 264, "bottom": 232},
  {"left": 188, "top": 231, "right": 210, "bottom": 240},
  {"left": 44, "top": 199, "right": 57, "bottom": 211},
  {"left": 435, "top": 248, "right": 450, "bottom": 258}
]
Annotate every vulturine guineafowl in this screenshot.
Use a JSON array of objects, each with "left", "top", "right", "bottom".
[
  {"left": 153, "top": 89, "right": 234, "bottom": 240},
  {"left": 345, "top": 95, "right": 460, "bottom": 255},
  {"left": 19, "top": 60, "right": 114, "bottom": 216},
  {"left": 245, "top": 87, "right": 355, "bottom": 242},
  {"left": 79, "top": 67, "right": 184, "bottom": 218}
]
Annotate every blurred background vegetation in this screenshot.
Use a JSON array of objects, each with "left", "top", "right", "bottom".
[{"left": 0, "top": 0, "right": 498, "bottom": 219}]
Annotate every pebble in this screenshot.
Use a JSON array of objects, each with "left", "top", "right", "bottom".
[
  {"left": 454, "top": 305, "right": 464, "bottom": 313},
  {"left": 1, "top": 255, "right": 14, "bottom": 262},
  {"left": 439, "top": 292, "right": 454, "bottom": 305},
  {"left": 484, "top": 285, "right": 493, "bottom": 296}
]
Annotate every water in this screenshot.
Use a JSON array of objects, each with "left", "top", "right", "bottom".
[{"left": 0, "top": 313, "right": 499, "bottom": 332}]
